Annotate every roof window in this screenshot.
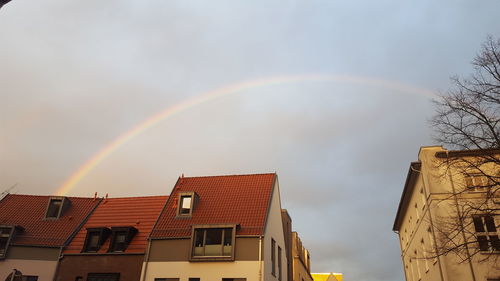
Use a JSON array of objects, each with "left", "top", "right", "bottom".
[
  {"left": 108, "top": 226, "right": 137, "bottom": 252},
  {"left": 83, "top": 227, "right": 110, "bottom": 252},
  {"left": 177, "top": 192, "right": 198, "bottom": 217},
  {"left": 45, "top": 197, "right": 69, "bottom": 219}
]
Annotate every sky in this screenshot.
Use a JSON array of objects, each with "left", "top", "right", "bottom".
[{"left": 1, "top": 0, "right": 499, "bottom": 280}]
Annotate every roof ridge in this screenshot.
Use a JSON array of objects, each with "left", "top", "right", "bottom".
[{"left": 181, "top": 172, "right": 276, "bottom": 179}]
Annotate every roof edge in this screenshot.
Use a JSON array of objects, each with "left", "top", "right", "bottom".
[
  {"left": 392, "top": 161, "right": 421, "bottom": 231},
  {"left": 435, "top": 148, "right": 500, "bottom": 158}
]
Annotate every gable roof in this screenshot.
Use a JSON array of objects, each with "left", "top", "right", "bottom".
[
  {"left": 150, "top": 173, "right": 276, "bottom": 238},
  {"left": 0, "top": 194, "right": 100, "bottom": 247},
  {"left": 63, "top": 195, "right": 168, "bottom": 254}
]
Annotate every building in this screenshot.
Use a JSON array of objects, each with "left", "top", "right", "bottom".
[
  {"left": 0, "top": 194, "right": 101, "bottom": 280},
  {"left": 311, "top": 273, "right": 342, "bottom": 281},
  {"left": 292, "top": 232, "right": 313, "bottom": 281},
  {"left": 141, "top": 173, "right": 289, "bottom": 281},
  {"left": 393, "top": 146, "right": 500, "bottom": 281},
  {"left": 55, "top": 195, "right": 168, "bottom": 281}
]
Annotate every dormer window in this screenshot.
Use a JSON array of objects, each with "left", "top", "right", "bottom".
[
  {"left": 0, "top": 226, "right": 14, "bottom": 259},
  {"left": 45, "top": 197, "right": 68, "bottom": 219},
  {"left": 109, "top": 226, "right": 137, "bottom": 252},
  {"left": 177, "top": 192, "right": 197, "bottom": 217},
  {"left": 83, "top": 227, "right": 110, "bottom": 252}
]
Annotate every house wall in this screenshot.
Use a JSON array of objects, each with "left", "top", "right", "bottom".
[
  {"left": 55, "top": 254, "right": 144, "bottom": 281},
  {"left": 397, "top": 146, "right": 500, "bottom": 281},
  {"left": 263, "top": 180, "right": 288, "bottom": 281},
  {"left": 0, "top": 246, "right": 59, "bottom": 281}
]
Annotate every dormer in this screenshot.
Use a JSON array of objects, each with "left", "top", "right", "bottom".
[
  {"left": 176, "top": 192, "right": 199, "bottom": 217},
  {"left": 44, "top": 196, "right": 70, "bottom": 219},
  {"left": 0, "top": 225, "right": 23, "bottom": 259}
]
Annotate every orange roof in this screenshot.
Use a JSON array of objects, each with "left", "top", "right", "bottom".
[
  {"left": 0, "top": 194, "right": 100, "bottom": 247},
  {"left": 151, "top": 173, "right": 276, "bottom": 238},
  {"left": 64, "top": 195, "right": 168, "bottom": 254}
]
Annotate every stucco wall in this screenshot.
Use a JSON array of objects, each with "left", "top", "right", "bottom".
[
  {"left": 142, "top": 261, "right": 261, "bottom": 281},
  {"left": 263, "top": 180, "right": 288, "bottom": 281},
  {"left": 0, "top": 259, "right": 57, "bottom": 281}
]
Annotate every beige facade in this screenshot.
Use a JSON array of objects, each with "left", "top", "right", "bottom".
[
  {"left": 393, "top": 146, "right": 500, "bottom": 281},
  {"left": 292, "top": 232, "right": 313, "bottom": 281},
  {"left": 0, "top": 246, "right": 60, "bottom": 281}
]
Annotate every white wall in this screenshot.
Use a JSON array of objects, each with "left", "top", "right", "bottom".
[{"left": 0, "top": 259, "right": 57, "bottom": 281}]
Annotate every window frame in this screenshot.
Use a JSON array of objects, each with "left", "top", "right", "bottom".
[
  {"left": 87, "top": 273, "right": 120, "bottom": 281},
  {"left": 44, "top": 197, "right": 66, "bottom": 219},
  {"left": 82, "top": 227, "right": 111, "bottom": 253},
  {"left": 189, "top": 224, "right": 236, "bottom": 261},
  {"left": 464, "top": 173, "right": 494, "bottom": 192},
  {"left": 108, "top": 226, "right": 138, "bottom": 252},
  {"left": 176, "top": 192, "right": 196, "bottom": 217},
  {"left": 473, "top": 215, "right": 500, "bottom": 252},
  {"left": 0, "top": 225, "right": 15, "bottom": 259},
  {"left": 271, "top": 238, "right": 276, "bottom": 277}
]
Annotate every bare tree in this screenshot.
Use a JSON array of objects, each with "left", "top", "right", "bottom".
[{"left": 429, "top": 36, "right": 500, "bottom": 265}]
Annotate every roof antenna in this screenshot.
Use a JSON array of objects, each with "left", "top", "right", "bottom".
[
  {"left": 93, "top": 192, "right": 97, "bottom": 201},
  {"left": 105, "top": 193, "right": 108, "bottom": 201},
  {"left": 0, "top": 183, "right": 17, "bottom": 201}
]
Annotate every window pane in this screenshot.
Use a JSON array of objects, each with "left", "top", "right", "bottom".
[
  {"left": 0, "top": 237, "right": 8, "bottom": 255},
  {"left": 477, "top": 235, "right": 489, "bottom": 251},
  {"left": 180, "top": 196, "right": 192, "bottom": 214},
  {"left": 224, "top": 229, "right": 232, "bottom": 246},
  {"left": 489, "top": 235, "right": 500, "bottom": 251},
  {"left": 484, "top": 216, "right": 497, "bottom": 232},
  {"left": 188, "top": 278, "right": 200, "bottom": 281},
  {"left": 473, "top": 217, "right": 485, "bottom": 232},
  {"left": 46, "top": 199, "right": 62, "bottom": 218},
  {"left": 205, "top": 228, "right": 222, "bottom": 256}
]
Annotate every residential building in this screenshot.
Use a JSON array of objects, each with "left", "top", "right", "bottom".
[
  {"left": 0, "top": 194, "right": 101, "bottom": 280},
  {"left": 311, "top": 273, "right": 342, "bottom": 281},
  {"left": 281, "top": 210, "right": 293, "bottom": 281},
  {"left": 393, "top": 146, "right": 500, "bottom": 281},
  {"left": 141, "top": 173, "right": 289, "bottom": 281},
  {"left": 55, "top": 195, "right": 168, "bottom": 281},
  {"left": 292, "top": 232, "right": 313, "bottom": 281}
]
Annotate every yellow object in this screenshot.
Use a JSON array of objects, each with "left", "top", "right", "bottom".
[{"left": 312, "top": 272, "right": 343, "bottom": 281}]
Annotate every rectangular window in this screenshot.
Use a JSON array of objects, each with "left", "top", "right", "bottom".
[
  {"left": 109, "top": 227, "right": 137, "bottom": 252},
  {"left": 0, "top": 226, "right": 14, "bottom": 259},
  {"left": 465, "top": 173, "right": 493, "bottom": 191},
  {"left": 188, "top": 278, "right": 200, "bottom": 281},
  {"left": 45, "top": 198, "right": 63, "bottom": 219},
  {"left": 154, "top": 279, "right": 179, "bottom": 281},
  {"left": 87, "top": 273, "right": 119, "bottom": 281},
  {"left": 278, "top": 246, "right": 282, "bottom": 281},
  {"left": 83, "top": 228, "right": 110, "bottom": 252},
  {"left": 473, "top": 215, "right": 500, "bottom": 251},
  {"left": 177, "top": 192, "right": 196, "bottom": 217},
  {"left": 22, "top": 276, "right": 38, "bottom": 281},
  {"left": 271, "top": 238, "right": 276, "bottom": 277},
  {"left": 222, "top": 279, "right": 246, "bottom": 281},
  {"left": 191, "top": 225, "right": 235, "bottom": 260}
]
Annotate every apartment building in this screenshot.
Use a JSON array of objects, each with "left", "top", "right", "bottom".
[
  {"left": 0, "top": 194, "right": 101, "bottom": 280},
  {"left": 55, "top": 196, "right": 168, "bottom": 281},
  {"left": 291, "top": 232, "right": 312, "bottom": 281},
  {"left": 393, "top": 146, "right": 500, "bottom": 281},
  {"left": 141, "top": 173, "right": 289, "bottom": 281}
]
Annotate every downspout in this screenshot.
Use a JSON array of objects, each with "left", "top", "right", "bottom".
[
  {"left": 140, "top": 239, "right": 153, "bottom": 281},
  {"left": 259, "top": 235, "right": 263, "bottom": 281},
  {"left": 52, "top": 247, "right": 64, "bottom": 281},
  {"left": 447, "top": 164, "right": 477, "bottom": 281}
]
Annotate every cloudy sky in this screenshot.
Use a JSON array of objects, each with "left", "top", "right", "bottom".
[{"left": 1, "top": 0, "right": 499, "bottom": 280}]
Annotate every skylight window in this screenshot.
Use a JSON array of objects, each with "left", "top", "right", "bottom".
[
  {"left": 45, "top": 197, "right": 67, "bottom": 219},
  {"left": 177, "top": 192, "right": 197, "bottom": 217}
]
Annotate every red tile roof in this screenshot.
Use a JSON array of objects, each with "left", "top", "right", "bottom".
[
  {"left": 0, "top": 194, "right": 100, "bottom": 247},
  {"left": 64, "top": 195, "right": 168, "bottom": 254},
  {"left": 150, "top": 173, "right": 276, "bottom": 238}
]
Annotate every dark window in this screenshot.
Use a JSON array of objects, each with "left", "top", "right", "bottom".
[
  {"left": 278, "top": 246, "right": 282, "bottom": 281},
  {"left": 473, "top": 215, "right": 500, "bottom": 251},
  {"left": 45, "top": 198, "right": 63, "bottom": 219},
  {"left": 154, "top": 279, "right": 179, "bottom": 281},
  {"left": 271, "top": 238, "right": 276, "bottom": 276},
  {"left": 109, "top": 227, "right": 137, "bottom": 252},
  {"left": 189, "top": 278, "right": 200, "bottom": 281},
  {"left": 87, "top": 273, "right": 119, "bottom": 281},
  {"left": 22, "top": 276, "right": 38, "bottom": 281},
  {"left": 0, "top": 226, "right": 14, "bottom": 258},
  {"left": 83, "top": 228, "right": 110, "bottom": 252},
  {"left": 192, "top": 226, "right": 234, "bottom": 259},
  {"left": 222, "top": 279, "right": 246, "bottom": 281}
]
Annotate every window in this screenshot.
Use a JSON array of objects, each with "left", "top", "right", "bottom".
[
  {"left": 271, "top": 238, "right": 276, "bottom": 277},
  {"left": 22, "top": 276, "right": 38, "bottom": 281},
  {"left": 0, "top": 226, "right": 14, "bottom": 259},
  {"left": 473, "top": 215, "right": 500, "bottom": 251},
  {"left": 191, "top": 225, "right": 235, "bottom": 260},
  {"left": 465, "top": 173, "right": 493, "bottom": 191},
  {"left": 87, "top": 273, "right": 119, "bottom": 281},
  {"left": 189, "top": 278, "right": 200, "bottom": 281},
  {"left": 177, "top": 192, "right": 196, "bottom": 217},
  {"left": 45, "top": 197, "right": 65, "bottom": 219},
  {"left": 109, "top": 227, "right": 137, "bottom": 252},
  {"left": 154, "top": 279, "right": 179, "bottom": 281},
  {"left": 278, "top": 246, "right": 282, "bottom": 281},
  {"left": 83, "top": 228, "right": 110, "bottom": 252},
  {"left": 222, "top": 279, "right": 246, "bottom": 281}
]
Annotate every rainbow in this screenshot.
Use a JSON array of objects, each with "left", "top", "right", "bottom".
[{"left": 54, "top": 74, "right": 436, "bottom": 196}]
